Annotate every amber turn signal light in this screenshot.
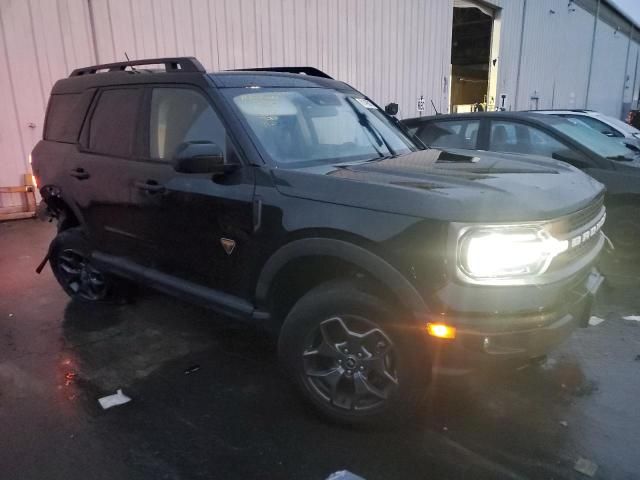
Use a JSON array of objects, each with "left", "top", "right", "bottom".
[{"left": 426, "top": 323, "right": 456, "bottom": 339}]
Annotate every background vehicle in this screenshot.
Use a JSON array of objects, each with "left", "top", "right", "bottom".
[
  {"left": 404, "top": 112, "right": 640, "bottom": 258},
  {"left": 32, "top": 58, "right": 605, "bottom": 424},
  {"left": 533, "top": 109, "right": 640, "bottom": 149}
]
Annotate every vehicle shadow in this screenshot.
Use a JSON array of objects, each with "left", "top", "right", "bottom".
[{"left": 57, "top": 290, "right": 593, "bottom": 480}]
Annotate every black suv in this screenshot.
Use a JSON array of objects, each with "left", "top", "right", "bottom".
[{"left": 33, "top": 57, "right": 606, "bottom": 424}]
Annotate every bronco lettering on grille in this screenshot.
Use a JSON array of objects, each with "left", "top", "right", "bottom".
[{"left": 569, "top": 210, "right": 606, "bottom": 249}]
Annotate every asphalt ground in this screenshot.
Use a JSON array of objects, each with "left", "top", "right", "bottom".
[{"left": 1, "top": 218, "right": 639, "bottom": 479}]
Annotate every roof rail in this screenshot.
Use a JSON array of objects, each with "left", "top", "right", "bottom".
[
  {"left": 70, "top": 57, "right": 206, "bottom": 77},
  {"left": 230, "top": 66, "right": 333, "bottom": 79}
]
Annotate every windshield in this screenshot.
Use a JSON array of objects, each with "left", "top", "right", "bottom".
[
  {"left": 552, "top": 119, "right": 637, "bottom": 160},
  {"left": 224, "top": 87, "right": 417, "bottom": 167}
]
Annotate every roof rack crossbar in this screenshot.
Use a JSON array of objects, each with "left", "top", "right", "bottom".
[
  {"left": 230, "top": 66, "right": 333, "bottom": 79},
  {"left": 70, "top": 57, "right": 205, "bottom": 77}
]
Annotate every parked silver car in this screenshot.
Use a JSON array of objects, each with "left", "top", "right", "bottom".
[{"left": 533, "top": 109, "right": 640, "bottom": 149}]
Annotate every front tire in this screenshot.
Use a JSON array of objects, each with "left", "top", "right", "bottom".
[
  {"left": 278, "top": 280, "right": 428, "bottom": 424},
  {"left": 49, "top": 227, "right": 126, "bottom": 302}
]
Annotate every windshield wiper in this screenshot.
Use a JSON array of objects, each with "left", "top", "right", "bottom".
[
  {"left": 607, "top": 155, "right": 634, "bottom": 161},
  {"left": 345, "top": 98, "right": 397, "bottom": 157}
]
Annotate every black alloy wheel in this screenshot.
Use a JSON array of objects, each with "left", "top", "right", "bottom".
[
  {"left": 54, "top": 248, "right": 108, "bottom": 301},
  {"left": 49, "top": 227, "right": 125, "bottom": 302},
  {"left": 279, "top": 280, "right": 428, "bottom": 424},
  {"left": 302, "top": 315, "right": 399, "bottom": 412}
]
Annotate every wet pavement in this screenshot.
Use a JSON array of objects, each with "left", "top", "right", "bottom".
[{"left": 1, "top": 219, "right": 639, "bottom": 480}]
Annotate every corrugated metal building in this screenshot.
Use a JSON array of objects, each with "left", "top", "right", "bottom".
[{"left": 0, "top": 0, "right": 638, "bottom": 212}]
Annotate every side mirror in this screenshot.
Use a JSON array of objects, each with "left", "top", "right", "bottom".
[
  {"left": 173, "top": 141, "right": 236, "bottom": 176},
  {"left": 385, "top": 103, "right": 399, "bottom": 116}
]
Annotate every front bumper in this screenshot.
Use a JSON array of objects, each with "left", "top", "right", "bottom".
[{"left": 428, "top": 267, "right": 604, "bottom": 375}]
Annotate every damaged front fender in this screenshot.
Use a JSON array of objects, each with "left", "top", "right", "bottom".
[{"left": 38, "top": 185, "right": 81, "bottom": 231}]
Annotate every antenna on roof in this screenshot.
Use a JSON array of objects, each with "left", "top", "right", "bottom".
[
  {"left": 431, "top": 99, "right": 440, "bottom": 115},
  {"left": 124, "top": 52, "right": 138, "bottom": 73}
]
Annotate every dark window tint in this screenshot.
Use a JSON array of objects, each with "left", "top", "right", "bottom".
[
  {"left": 150, "top": 88, "right": 225, "bottom": 160},
  {"left": 44, "top": 94, "right": 83, "bottom": 143},
  {"left": 89, "top": 89, "right": 141, "bottom": 157},
  {"left": 416, "top": 119, "right": 480, "bottom": 149},
  {"left": 561, "top": 115, "right": 623, "bottom": 138},
  {"left": 489, "top": 121, "right": 566, "bottom": 157}
]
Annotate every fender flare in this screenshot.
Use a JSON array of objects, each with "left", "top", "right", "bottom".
[{"left": 255, "top": 238, "right": 428, "bottom": 319}]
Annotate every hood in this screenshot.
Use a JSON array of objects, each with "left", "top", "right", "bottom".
[{"left": 272, "top": 149, "right": 605, "bottom": 223}]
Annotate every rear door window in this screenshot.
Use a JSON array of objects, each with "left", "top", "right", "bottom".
[
  {"left": 415, "top": 119, "right": 480, "bottom": 149},
  {"left": 489, "top": 121, "right": 567, "bottom": 157},
  {"left": 88, "top": 88, "right": 142, "bottom": 157}
]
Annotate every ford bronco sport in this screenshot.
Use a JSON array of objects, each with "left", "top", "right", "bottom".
[{"left": 32, "top": 57, "right": 606, "bottom": 424}]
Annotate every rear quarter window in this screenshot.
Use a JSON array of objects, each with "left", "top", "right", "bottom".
[{"left": 44, "top": 93, "right": 88, "bottom": 143}]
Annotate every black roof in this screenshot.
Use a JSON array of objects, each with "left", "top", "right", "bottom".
[
  {"left": 403, "top": 111, "right": 572, "bottom": 126},
  {"left": 209, "top": 71, "right": 353, "bottom": 90},
  {"left": 53, "top": 57, "right": 353, "bottom": 94},
  {"left": 69, "top": 57, "right": 206, "bottom": 76},
  {"left": 524, "top": 109, "right": 595, "bottom": 113}
]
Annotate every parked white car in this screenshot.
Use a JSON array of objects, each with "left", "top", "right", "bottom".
[{"left": 533, "top": 109, "right": 640, "bottom": 149}]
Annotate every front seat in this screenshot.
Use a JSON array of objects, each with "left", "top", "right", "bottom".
[{"left": 491, "top": 125, "right": 510, "bottom": 151}]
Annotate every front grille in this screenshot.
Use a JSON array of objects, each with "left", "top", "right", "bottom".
[
  {"left": 548, "top": 193, "right": 604, "bottom": 236},
  {"left": 549, "top": 234, "right": 599, "bottom": 271},
  {"left": 547, "top": 196, "right": 605, "bottom": 272}
]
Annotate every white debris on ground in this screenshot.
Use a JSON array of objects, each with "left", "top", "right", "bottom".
[
  {"left": 588, "top": 316, "right": 605, "bottom": 327},
  {"left": 574, "top": 457, "right": 598, "bottom": 477},
  {"left": 623, "top": 315, "right": 640, "bottom": 322},
  {"left": 540, "top": 357, "right": 558, "bottom": 370},
  {"left": 559, "top": 421, "right": 568, "bottom": 427},
  {"left": 98, "top": 389, "right": 132, "bottom": 410},
  {"left": 325, "top": 471, "right": 366, "bottom": 480}
]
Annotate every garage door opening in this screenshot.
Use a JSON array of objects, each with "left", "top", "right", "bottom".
[{"left": 450, "top": 1, "right": 495, "bottom": 113}]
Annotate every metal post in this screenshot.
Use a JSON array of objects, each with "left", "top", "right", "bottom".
[
  {"left": 585, "top": 0, "right": 601, "bottom": 107},
  {"left": 87, "top": 0, "right": 100, "bottom": 64},
  {"left": 514, "top": 0, "right": 527, "bottom": 110},
  {"left": 632, "top": 48, "right": 640, "bottom": 109},
  {"left": 621, "top": 26, "right": 634, "bottom": 119}
]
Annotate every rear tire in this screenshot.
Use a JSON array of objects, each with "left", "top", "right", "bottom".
[
  {"left": 49, "top": 227, "right": 129, "bottom": 302},
  {"left": 278, "top": 280, "right": 429, "bottom": 425}
]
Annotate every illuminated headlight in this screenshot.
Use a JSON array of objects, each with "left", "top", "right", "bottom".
[{"left": 458, "top": 227, "right": 568, "bottom": 282}]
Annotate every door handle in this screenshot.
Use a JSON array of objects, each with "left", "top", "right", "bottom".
[
  {"left": 69, "top": 168, "right": 90, "bottom": 180},
  {"left": 134, "top": 180, "right": 166, "bottom": 194}
]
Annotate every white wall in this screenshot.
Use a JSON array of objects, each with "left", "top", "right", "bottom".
[
  {"left": 588, "top": 19, "right": 631, "bottom": 116},
  {"left": 487, "top": 0, "right": 635, "bottom": 114},
  {"left": 628, "top": 39, "right": 640, "bottom": 112},
  {"left": 87, "top": 0, "right": 453, "bottom": 119},
  {"left": 489, "top": 0, "right": 524, "bottom": 111},
  {"left": 0, "top": 0, "right": 94, "bottom": 206},
  {"left": 490, "top": 0, "right": 594, "bottom": 111},
  {"left": 0, "top": 0, "right": 453, "bottom": 207},
  {"left": 0, "top": 0, "right": 636, "bottom": 211}
]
